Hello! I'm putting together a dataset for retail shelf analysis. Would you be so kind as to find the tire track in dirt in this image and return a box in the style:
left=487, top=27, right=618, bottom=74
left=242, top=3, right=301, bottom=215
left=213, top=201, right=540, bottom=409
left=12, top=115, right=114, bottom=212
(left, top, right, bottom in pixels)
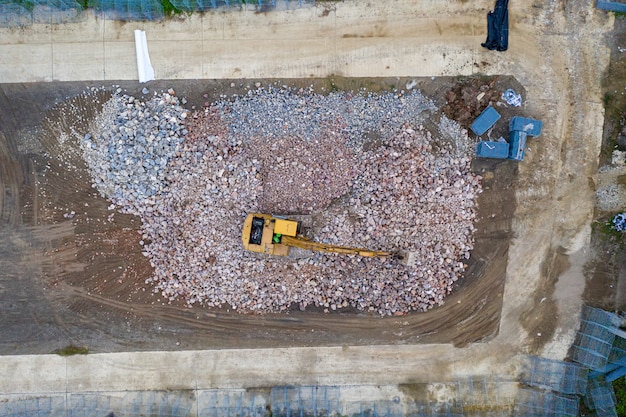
left=0, top=133, right=24, bottom=228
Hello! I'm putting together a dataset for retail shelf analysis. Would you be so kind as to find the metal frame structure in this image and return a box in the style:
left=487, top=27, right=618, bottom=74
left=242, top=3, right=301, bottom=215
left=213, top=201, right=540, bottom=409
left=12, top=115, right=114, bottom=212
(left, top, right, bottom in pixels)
left=584, top=379, right=618, bottom=417
left=0, top=380, right=518, bottom=417
left=521, top=356, right=588, bottom=395
left=269, top=386, right=341, bottom=417
left=570, top=306, right=626, bottom=371
left=198, top=389, right=267, bottom=417
left=513, top=389, right=578, bottom=417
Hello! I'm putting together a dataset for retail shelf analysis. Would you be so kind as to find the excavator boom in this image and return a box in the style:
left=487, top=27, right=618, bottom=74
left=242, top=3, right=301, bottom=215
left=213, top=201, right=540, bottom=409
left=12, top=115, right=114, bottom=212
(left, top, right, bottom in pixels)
left=280, top=235, right=390, bottom=257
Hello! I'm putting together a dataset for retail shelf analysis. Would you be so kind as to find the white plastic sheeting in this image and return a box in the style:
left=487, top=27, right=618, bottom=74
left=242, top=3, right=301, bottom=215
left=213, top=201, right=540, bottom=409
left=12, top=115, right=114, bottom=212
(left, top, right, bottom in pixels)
left=134, top=29, right=155, bottom=83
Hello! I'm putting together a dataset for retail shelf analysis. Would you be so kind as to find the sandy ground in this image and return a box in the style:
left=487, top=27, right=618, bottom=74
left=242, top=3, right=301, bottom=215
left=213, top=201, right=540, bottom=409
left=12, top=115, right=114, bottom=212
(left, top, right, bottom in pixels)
left=0, top=0, right=617, bottom=400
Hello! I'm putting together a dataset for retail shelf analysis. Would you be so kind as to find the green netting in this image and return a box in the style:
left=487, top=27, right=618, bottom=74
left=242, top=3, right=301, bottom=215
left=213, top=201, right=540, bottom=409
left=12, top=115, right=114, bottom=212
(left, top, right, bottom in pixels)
left=571, top=347, right=600, bottom=371
left=406, top=408, right=465, bottom=417
left=126, top=391, right=193, bottom=416
left=30, top=0, right=83, bottom=23
left=0, top=0, right=315, bottom=24
left=89, top=0, right=164, bottom=21
left=167, top=0, right=216, bottom=11
left=167, top=0, right=313, bottom=12
left=0, top=0, right=33, bottom=27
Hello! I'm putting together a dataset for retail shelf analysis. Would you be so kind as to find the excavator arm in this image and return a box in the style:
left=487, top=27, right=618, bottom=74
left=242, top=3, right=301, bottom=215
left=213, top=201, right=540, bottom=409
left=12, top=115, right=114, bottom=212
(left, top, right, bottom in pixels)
left=280, top=235, right=390, bottom=258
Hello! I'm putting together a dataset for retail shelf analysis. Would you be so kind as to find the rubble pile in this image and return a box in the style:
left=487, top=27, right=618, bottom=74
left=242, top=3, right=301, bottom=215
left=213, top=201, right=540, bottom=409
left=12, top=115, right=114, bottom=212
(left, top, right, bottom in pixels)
left=80, top=86, right=482, bottom=315
left=82, top=91, right=187, bottom=208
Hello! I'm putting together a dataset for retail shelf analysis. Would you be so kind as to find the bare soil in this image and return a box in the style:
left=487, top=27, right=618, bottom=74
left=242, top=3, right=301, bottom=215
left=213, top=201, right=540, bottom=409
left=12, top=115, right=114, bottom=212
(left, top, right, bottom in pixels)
left=586, top=15, right=626, bottom=313
left=0, top=77, right=528, bottom=354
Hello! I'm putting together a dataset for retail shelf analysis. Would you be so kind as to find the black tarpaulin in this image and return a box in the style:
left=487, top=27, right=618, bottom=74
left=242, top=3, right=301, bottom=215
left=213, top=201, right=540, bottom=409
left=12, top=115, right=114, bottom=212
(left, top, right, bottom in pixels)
left=481, top=0, right=509, bottom=51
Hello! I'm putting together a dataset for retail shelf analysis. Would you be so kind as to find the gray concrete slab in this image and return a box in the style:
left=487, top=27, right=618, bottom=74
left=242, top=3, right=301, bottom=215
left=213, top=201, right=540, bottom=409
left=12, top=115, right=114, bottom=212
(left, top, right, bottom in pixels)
left=3, top=354, right=67, bottom=394
left=1, top=44, right=53, bottom=82
left=53, top=43, right=105, bottom=81
left=66, top=351, right=198, bottom=392
left=0, top=344, right=517, bottom=394
left=0, top=2, right=494, bottom=83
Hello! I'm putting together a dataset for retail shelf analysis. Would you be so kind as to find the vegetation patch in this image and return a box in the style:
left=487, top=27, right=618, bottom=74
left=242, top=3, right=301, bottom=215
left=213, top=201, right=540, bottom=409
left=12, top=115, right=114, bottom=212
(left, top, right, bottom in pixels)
left=592, top=214, right=626, bottom=241
left=615, top=377, right=626, bottom=417
left=54, top=345, right=89, bottom=356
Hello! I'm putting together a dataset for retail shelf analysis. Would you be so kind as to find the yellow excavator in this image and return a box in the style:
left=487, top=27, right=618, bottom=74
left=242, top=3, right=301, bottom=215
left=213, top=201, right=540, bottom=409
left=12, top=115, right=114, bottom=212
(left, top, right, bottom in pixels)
left=242, top=213, right=391, bottom=258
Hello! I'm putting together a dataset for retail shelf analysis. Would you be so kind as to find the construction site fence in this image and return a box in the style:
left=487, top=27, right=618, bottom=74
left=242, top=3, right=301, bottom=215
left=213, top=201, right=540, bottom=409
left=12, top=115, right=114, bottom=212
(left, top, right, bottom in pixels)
left=0, top=380, right=518, bottom=417
left=0, top=0, right=317, bottom=27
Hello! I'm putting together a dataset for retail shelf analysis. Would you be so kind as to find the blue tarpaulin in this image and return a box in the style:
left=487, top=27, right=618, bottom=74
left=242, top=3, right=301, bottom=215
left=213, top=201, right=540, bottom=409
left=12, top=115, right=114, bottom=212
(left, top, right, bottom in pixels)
left=482, top=0, right=508, bottom=51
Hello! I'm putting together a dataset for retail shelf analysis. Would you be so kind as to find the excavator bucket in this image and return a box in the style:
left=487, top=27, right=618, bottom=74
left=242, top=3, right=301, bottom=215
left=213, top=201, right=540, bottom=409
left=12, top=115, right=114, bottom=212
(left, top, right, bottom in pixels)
left=396, top=251, right=417, bottom=267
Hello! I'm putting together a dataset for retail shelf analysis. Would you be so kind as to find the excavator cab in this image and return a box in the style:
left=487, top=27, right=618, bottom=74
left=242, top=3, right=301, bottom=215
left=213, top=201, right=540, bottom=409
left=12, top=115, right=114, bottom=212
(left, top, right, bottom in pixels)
left=249, top=217, right=265, bottom=245
left=242, top=213, right=301, bottom=256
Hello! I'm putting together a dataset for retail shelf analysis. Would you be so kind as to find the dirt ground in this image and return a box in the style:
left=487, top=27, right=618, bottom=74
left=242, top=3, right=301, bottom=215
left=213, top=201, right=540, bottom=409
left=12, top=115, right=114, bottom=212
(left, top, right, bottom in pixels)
left=0, top=77, right=524, bottom=354
left=585, top=15, right=626, bottom=314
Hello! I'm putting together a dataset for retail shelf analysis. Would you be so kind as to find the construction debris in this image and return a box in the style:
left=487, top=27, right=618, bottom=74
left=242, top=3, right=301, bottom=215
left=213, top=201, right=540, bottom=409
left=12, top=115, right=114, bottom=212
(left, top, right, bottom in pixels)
left=78, top=87, right=482, bottom=316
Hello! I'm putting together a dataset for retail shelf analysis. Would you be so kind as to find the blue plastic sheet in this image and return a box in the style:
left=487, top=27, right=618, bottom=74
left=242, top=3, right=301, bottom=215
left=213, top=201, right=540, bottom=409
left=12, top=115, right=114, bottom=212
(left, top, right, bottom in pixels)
left=502, top=89, right=522, bottom=107
left=613, top=213, right=626, bottom=232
